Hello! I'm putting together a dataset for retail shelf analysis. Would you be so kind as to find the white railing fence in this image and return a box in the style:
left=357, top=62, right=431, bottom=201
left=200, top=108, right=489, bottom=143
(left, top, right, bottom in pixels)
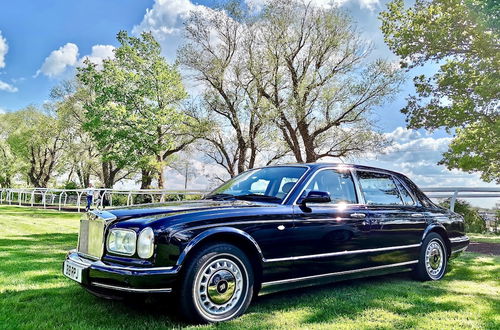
left=0, top=188, right=208, bottom=212
left=421, top=187, right=500, bottom=211
left=0, top=187, right=498, bottom=212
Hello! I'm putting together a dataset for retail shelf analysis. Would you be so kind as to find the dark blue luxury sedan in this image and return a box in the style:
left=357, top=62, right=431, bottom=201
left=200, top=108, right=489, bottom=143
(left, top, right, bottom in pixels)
left=63, top=163, right=469, bottom=323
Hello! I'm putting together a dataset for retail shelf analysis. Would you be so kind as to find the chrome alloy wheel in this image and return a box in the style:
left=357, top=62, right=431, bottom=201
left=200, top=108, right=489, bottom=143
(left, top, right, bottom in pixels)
left=193, top=255, right=247, bottom=321
left=425, top=239, right=444, bottom=279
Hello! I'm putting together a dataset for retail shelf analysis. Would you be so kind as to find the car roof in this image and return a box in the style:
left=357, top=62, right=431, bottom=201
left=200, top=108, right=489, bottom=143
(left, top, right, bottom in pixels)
left=274, top=162, right=408, bottom=178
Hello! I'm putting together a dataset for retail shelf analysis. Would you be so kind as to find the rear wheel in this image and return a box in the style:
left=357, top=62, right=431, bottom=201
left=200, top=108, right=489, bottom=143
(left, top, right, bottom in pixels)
left=414, top=232, right=447, bottom=281
left=178, top=243, right=254, bottom=323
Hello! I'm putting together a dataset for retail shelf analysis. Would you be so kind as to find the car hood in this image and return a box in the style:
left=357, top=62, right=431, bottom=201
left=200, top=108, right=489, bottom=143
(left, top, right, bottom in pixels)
left=105, top=199, right=277, bottom=222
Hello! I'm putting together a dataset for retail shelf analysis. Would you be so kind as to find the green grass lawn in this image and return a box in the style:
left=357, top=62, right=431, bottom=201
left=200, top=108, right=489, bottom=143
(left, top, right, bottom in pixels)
left=0, top=206, right=499, bottom=329
left=469, top=233, right=500, bottom=244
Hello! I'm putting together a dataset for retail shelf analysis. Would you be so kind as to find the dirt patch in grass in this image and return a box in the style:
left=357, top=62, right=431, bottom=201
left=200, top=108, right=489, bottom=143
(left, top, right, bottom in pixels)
left=467, top=242, right=500, bottom=256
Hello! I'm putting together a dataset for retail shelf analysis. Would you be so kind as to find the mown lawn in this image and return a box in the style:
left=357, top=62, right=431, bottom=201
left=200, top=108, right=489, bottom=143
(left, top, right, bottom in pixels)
left=469, top=233, right=500, bottom=244
left=0, top=205, right=499, bottom=329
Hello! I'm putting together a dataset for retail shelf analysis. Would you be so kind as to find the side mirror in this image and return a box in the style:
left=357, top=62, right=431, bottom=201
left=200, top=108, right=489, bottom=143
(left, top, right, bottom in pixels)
left=300, top=190, right=331, bottom=205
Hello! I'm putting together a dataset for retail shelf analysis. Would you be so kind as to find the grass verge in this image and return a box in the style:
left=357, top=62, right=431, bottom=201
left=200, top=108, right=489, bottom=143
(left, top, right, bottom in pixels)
left=0, top=206, right=499, bottom=329
left=469, top=233, right=500, bottom=244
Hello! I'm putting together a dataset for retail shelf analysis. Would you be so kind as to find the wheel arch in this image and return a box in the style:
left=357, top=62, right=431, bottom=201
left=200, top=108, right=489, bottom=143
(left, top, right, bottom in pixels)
left=175, top=227, right=264, bottom=285
left=423, top=224, right=451, bottom=257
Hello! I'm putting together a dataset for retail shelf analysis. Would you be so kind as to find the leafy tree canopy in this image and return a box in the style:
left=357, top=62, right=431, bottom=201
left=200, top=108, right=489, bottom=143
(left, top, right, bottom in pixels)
left=380, top=0, right=499, bottom=183
left=78, top=31, right=201, bottom=188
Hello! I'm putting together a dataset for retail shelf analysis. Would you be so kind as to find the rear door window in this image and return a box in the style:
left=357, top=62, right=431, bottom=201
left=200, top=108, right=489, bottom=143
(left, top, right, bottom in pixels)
left=356, top=171, right=404, bottom=206
left=394, top=177, right=415, bottom=206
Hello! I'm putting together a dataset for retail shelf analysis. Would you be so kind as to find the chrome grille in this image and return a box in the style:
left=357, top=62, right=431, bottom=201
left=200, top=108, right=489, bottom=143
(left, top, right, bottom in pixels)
left=77, top=214, right=106, bottom=259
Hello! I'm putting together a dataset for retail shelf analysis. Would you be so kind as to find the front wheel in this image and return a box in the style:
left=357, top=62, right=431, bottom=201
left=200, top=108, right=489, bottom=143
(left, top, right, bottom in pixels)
left=178, top=243, right=254, bottom=323
left=414, top=232, right=448, bottom=281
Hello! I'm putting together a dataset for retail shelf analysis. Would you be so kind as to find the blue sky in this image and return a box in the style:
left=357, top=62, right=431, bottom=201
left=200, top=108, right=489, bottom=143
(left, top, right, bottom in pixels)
left=0, top=0, right=428, bottom=131
left=0, top=0, right=497, bottom=207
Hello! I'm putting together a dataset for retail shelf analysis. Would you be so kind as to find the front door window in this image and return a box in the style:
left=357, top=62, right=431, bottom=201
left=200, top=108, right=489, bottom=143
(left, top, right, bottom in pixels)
left=304, top=169, right=357, bottom=204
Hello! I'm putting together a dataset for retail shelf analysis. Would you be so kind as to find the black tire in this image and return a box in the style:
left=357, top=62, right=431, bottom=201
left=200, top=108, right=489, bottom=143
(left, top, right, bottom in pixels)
left=178, top=243, right=254, bottom=323
left=414, top=232, right=448, bottom=281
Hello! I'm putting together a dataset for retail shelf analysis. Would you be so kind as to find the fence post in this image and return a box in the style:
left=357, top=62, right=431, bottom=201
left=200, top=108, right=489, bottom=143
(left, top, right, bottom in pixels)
left=449, top=190, right=459, bottom=212
left=77, top=191, right=83, bottom=212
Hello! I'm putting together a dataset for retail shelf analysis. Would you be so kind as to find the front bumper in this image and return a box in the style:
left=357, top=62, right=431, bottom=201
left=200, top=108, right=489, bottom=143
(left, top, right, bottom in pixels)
left=63, top=250, right=180, bottom=294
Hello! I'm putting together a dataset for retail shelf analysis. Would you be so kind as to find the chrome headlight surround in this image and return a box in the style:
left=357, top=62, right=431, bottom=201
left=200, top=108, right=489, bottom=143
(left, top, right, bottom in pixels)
left=106, top=228, right=137, bottom=256
left=137, top=227, right=155, bottom=259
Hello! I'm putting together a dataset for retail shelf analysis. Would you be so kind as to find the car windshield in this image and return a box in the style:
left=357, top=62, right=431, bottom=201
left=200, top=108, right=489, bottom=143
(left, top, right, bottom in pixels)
left=206, top=166, right=308, bottom=203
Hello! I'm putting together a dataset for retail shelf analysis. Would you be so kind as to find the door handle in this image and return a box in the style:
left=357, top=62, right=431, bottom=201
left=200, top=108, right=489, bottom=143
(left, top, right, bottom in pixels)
left=350, top=213, right=366, bottom=219
left=411, top=213, right=424, bottom=217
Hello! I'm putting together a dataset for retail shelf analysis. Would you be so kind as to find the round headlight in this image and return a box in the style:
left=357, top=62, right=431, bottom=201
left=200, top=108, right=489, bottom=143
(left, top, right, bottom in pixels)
left=137, top=227, right=154, bottom=259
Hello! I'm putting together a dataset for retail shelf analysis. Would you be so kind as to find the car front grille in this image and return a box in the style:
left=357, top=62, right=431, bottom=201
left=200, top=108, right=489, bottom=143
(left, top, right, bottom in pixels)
left=77, top=215, right=106, bottom=259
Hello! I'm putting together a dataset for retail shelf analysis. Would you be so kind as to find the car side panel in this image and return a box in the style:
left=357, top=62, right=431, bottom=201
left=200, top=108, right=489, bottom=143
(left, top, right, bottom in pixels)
left=159, top=207, right=297, bottom=282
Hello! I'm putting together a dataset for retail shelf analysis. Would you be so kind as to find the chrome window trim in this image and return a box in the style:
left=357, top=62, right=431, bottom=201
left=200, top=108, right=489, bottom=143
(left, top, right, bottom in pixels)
left=106, top=228, right=137, bottom=256
left=392, top=175, right=418, bottom=206
left=350, top=168, right=366, bottom=205
left=262, top=260, right=419, bottom=287
left=91, top=282, right=172, bottom=293
left=449, top=236, right=469, bottom=243
left=391, top=174, right=413, bottom=206
left=281, top=165, right=313, bottom=205
left=292, top=166, right=362, bottom=206
left=264, top=243, right=422, bottom=262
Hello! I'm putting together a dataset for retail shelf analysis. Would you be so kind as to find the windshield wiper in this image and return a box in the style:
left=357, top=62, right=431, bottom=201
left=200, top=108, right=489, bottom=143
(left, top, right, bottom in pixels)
left=205, top=193, right=235, bottom=200
left=234, top=194, right=282, bottom=202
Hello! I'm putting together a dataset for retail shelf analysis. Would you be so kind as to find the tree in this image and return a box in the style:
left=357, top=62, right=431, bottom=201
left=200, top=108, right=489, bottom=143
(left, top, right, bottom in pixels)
left=50, top=80, right=134, bottom=188
left=0, top=137, right=17, bottom=187
left=180, top=1, right=402, bottom=172
left=2, top=107, right=65, bottom=187
left=78, top=31, right=201, bottom=188
left=381, top=0, right=500, bottom=182
left=179, top=6, right=275, bottom=177
left=251, top=0, right=403, bottom=163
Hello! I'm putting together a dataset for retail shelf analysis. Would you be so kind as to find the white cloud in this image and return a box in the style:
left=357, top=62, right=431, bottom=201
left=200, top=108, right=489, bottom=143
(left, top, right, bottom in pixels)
left=132, top=0, right=202, bottom=40
left=0, top=80, right=17, bottom=92
left=36, top=43, right=79, bottom=78
left=354, top=127, right=492, bottom=189
left=78, top=44, right=115, bottom=67
left=0, top=31, right=8, bottom=68
left=36, top=43, right=116, bottom=78
left=383, top=127, right=421, bottom=142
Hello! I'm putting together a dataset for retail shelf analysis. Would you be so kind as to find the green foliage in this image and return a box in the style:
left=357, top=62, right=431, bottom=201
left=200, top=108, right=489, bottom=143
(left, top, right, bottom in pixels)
left=380, top=0, right=500, bottom=182
left=440, top=199, right=486, bottom=233
left=61, top=181, right=79, bottom=190
left=0, top=136, right=18, bottom=187
left=1, top=107, right=66, bottom=187
left=77, top=31, right=200, bottom=188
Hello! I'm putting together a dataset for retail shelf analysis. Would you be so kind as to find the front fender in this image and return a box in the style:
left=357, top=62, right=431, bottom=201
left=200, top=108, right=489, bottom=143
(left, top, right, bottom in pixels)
left=175, top=226, right=265, bottom=267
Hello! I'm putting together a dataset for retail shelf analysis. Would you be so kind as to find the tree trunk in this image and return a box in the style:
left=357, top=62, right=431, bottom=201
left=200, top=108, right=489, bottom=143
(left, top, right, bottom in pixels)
left=101, top=161, right=116, bottom=188
left=140, top=168, right=154, bottom=189
left=157, top=169, right=164, bottom=189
